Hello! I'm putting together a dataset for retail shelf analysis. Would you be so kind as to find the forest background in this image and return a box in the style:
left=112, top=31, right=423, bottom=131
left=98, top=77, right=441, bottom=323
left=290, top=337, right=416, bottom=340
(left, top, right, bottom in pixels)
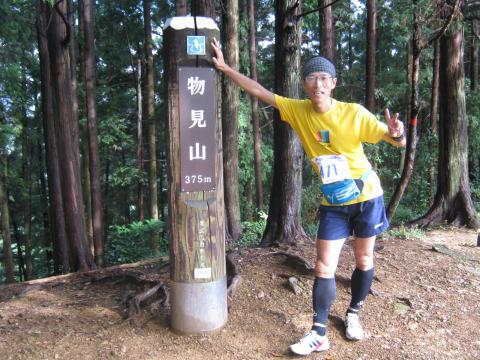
left=1, top=0, right=480, bottom=283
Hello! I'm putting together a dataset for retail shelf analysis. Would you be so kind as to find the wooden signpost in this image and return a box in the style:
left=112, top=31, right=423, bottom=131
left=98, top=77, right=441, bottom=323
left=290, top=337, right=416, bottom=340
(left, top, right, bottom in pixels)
left=163, top=16, right=227, bottom=334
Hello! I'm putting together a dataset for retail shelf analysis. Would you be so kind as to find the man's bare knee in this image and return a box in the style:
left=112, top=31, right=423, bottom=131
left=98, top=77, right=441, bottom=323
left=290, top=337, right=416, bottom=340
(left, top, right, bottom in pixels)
left=315, top=260, right=336, bottom=278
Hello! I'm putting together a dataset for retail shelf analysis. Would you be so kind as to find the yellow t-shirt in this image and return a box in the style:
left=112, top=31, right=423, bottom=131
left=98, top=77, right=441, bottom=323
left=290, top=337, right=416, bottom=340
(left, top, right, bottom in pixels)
left=275, top=95, right=388, bottom=205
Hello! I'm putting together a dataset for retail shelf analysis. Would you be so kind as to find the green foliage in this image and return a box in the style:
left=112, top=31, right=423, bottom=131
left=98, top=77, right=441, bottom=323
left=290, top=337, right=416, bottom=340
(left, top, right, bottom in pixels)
left=384, top=225, right=425, bottom=240
left=237, top=211, right=268, bottom=247
left=106, top=219, right=165, bottom=265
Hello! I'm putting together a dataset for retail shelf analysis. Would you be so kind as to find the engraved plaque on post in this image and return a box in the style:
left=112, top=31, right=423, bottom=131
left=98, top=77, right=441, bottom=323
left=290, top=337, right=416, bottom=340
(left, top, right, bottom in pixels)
left=179, top=67, right=216, bottom=192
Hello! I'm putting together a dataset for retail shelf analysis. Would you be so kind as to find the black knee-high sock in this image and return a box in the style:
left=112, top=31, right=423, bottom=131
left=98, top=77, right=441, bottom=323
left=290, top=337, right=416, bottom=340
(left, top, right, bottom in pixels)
left=312, top=277, right=336, bottom=336
left=348, top=267, right=374, bottom=314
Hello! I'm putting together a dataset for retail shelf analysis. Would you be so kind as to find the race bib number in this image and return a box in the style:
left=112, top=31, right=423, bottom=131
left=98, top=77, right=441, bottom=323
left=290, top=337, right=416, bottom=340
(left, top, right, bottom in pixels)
left=312, top=155, right=351, bottom=184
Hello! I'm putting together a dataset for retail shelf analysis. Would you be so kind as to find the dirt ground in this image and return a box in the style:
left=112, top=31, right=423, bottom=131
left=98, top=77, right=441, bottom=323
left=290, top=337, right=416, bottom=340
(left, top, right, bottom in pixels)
left=0, top=226, right=479, bottom=360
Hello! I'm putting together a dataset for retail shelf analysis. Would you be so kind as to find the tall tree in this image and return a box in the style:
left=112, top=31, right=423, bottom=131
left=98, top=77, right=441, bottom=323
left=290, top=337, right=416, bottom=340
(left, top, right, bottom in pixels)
left=0, top=123, right=15, bottom=283
left=222, top=0, right=242, bottom=243
left=320, top=0, right=335, bottom=60
left=365, top=0, right=376, bottom=111
left=411, top=22, right=479, bottom=230
left=430, top=39, right=440, bottom=204
left=248, top=0, right=264, bottom=211
left=46, top=0, right=93, bottom=271
left=83, top=0, right=105, bottom=267
left=136, top=56, right=145, bottom=221
left=36, top=0, right=70, bottom=273
left=143, top=0, right=159, bottom=252
left=261, top=0, right=306, bottom=246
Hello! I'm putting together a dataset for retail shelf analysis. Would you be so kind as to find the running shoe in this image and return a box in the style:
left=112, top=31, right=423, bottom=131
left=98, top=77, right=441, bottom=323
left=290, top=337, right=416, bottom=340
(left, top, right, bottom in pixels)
left=289, top=330, right=330, bottom=355
left=345, top=312, right=365, bottom=340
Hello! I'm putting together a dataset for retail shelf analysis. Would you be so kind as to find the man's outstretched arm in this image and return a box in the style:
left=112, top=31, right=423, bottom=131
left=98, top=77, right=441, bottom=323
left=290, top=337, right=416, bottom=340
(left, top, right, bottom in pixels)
left=211, top=38, right=277, bottom=109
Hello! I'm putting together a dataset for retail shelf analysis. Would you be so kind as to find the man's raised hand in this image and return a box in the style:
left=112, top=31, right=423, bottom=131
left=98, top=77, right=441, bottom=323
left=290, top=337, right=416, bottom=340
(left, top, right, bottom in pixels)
left=384, top=108, right=404, bottom=138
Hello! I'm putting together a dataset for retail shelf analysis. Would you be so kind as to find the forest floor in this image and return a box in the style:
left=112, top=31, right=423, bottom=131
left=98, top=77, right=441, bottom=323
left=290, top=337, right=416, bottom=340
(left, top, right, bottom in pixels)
left=0, top=226, right=479, bottom=360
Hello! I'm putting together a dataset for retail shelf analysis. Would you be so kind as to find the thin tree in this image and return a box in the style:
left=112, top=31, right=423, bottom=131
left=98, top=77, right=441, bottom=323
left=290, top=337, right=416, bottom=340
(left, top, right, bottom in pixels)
left=429, top=39, right=440, bottom=204
left=136, top=56, right=145, bottom=221
left=248, top=0, right=264, bottom=212
left=261, top=0, right=307, bottom=246
left=365, top=0, right=376, bottom=112
left=0, top=124, right=15, bottom=283
left=83, top=0, right=104, bottom=267
left=222, top=0, right=242, bottom=243
left=143, top=0, right=159, bottom=252
left=410, top=21, right=480, bottom=231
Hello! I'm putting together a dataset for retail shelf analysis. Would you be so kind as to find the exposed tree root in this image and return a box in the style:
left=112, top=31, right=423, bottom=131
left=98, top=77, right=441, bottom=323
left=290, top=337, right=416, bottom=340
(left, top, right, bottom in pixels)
left=226, top=252, right=241, bottom=298
left=266, top=250, right=315, bottom=274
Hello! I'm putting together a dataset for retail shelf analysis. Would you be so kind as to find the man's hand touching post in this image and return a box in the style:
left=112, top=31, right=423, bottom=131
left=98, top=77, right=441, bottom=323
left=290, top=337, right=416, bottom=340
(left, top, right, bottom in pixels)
left=210, top=38, right=277, bottom=108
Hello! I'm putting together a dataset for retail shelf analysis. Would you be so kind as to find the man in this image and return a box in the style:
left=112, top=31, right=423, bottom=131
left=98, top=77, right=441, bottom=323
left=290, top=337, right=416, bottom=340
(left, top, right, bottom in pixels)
left=211, top=38, right=405, bottom=355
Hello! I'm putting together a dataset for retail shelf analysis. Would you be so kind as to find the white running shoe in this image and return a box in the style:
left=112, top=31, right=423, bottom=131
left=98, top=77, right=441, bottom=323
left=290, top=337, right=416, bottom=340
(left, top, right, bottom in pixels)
left=289, top=330, right=330, bottom=355
left=345, top=313, right=365, bottom=340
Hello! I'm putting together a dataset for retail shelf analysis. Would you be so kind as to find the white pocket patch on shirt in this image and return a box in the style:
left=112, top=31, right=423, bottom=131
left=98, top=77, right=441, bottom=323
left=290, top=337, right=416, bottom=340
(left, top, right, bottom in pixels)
left=312, top=155, right=352, bottom=184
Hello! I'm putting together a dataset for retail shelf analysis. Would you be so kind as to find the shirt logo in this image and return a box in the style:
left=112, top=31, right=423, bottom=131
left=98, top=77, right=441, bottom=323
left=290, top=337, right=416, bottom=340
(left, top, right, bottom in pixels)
left=316, top=130, right=330, bottom=144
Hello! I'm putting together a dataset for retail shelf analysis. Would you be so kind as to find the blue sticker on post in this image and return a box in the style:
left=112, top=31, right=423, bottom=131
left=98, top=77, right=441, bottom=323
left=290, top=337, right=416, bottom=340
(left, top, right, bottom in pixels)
left=187, top=36, right=206, bottom=55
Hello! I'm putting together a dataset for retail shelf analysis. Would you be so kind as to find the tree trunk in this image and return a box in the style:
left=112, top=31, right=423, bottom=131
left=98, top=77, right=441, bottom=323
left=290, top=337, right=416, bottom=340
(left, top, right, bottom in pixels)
left=365, top=0, right=376, bottom=112
left=176, top=0, right=188, bottom=16
left=410, top=26, right=480, bottom=230
left=36, top=0, right=70, bottom=273
left=68, top=0, right=81, bottom=171
left=320, top=0, right=335, bottom=61
left=143, top=0, right=159, bottom=252
left=261, top=0, right=306, bottom=247
left=248, top=0, right=264, bottom=212
left=430, top=39, right=440, bottom=205
left=222, top=0, right=242, bottom=243
left=47, top=0, right=93, bottom=271
left=387, top=12, right=421, bottom=221
left=83, top=0, right=105, bottom=267
left=471, top=19, right=479, bottom=92
left=0, top=140, right=15, bottom=283
left=193, top=0, right=216, bottom=18
left=137, top=56, right=145, bottom=222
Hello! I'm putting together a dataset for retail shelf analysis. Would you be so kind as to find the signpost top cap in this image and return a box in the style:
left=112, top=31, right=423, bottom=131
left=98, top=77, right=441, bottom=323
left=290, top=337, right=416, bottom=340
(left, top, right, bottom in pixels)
left=164, top=16, right=219, bottom=31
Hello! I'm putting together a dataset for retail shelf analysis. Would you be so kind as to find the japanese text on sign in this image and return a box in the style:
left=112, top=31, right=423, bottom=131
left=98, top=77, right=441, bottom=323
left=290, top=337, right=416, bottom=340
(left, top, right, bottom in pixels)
left=178, top=67, right=216, bottom=192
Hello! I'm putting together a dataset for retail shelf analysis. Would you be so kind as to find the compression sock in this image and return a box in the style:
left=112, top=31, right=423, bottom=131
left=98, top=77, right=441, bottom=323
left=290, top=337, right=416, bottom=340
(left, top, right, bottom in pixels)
left=311, top=276, right=336, bottom=336
left=347, top=267, right=374, bottom=314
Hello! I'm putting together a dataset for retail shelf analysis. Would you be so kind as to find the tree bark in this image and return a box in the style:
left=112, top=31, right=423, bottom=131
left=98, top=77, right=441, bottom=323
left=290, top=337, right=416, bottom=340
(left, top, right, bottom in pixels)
left=36, top=0, right=70, bottom=273
left=430, top=39, right=440, bottom=205
left=47, top=0, right=93, bottom=271
left=365, top=0, right=376, bottom=112
left=222, top=0, right=242, bottom=243
left=248, top=0, right=264, bottom=212
left=193, top=0, right=216, bottom=18
left=143, top=0, right=159, bottom=252
left=176, top=0, right=188, bottom=16
left=137, top=56, right=145, bottom=222
left=387, top=11, right=421, bottom=221
left=261, top=0, right=306, bottom=247
left=84, top=0, right=105, bottom=267
left=320, top=0, right=335, bottom=60
left=410, top=26, right=480, bottom=230
left=0, top=135, right=15, bottom=283
left=471, top=19, right=479, bottom=92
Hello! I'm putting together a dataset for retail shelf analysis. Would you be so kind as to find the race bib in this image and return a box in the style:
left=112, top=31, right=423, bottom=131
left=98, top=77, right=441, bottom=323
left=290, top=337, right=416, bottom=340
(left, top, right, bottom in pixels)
left=312, top=155, right=352, bottom=184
